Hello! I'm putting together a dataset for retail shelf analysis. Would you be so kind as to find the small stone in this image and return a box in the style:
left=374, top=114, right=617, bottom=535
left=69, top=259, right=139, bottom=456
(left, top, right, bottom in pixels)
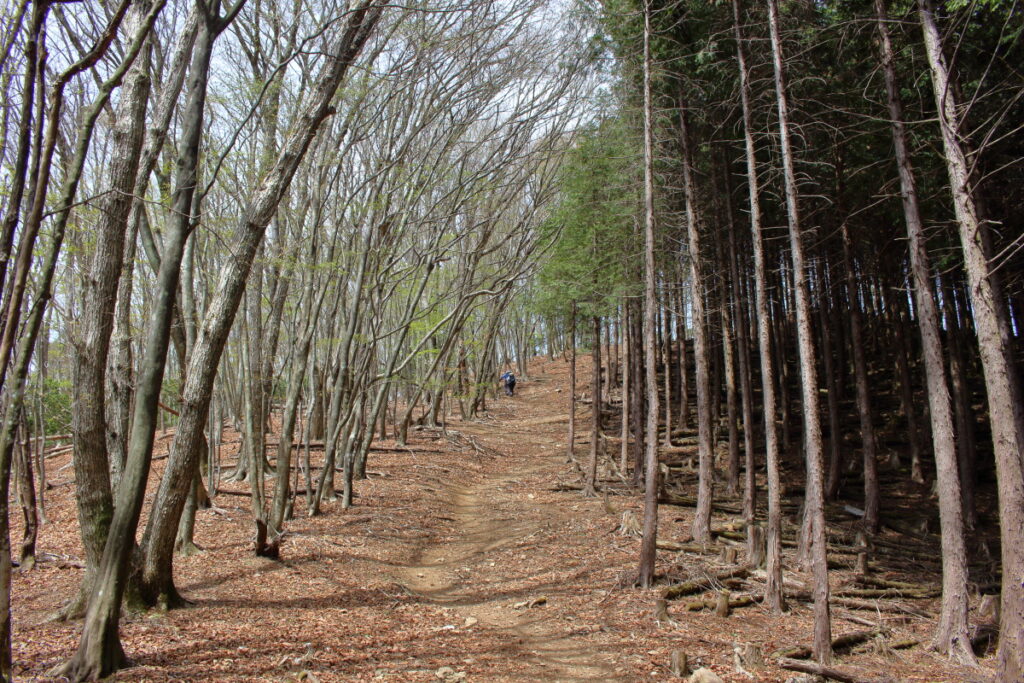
left=463, top=616, right=478, bottom=628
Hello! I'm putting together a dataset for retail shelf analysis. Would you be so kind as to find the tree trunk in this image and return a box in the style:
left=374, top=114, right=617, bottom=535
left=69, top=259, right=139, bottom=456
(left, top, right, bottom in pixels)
left=662, top=294, right=673, bottom=447
left=620, top=307, right=630, bottom=472
left=725, top=173, right=756, bottom=524
left=679, top=104, right=713, bottom=544
left=840, top=220, right=879, bottom=534
left=637, top=0, right=661, bottom=587
left=16, top=423, right=38, bottom=570
left=61, top=7, right=219, bottom=675
left=133, top=1, right=385, bottom=614
left=568, top=305, right=577, bottom=465
left=941, top=276, right=976, bottom=528
left=767, top=0, right=831, bottom=662
left=719, top=223, right=739, bottom=498
left=820, top=262, right=843, bottom=501
left=733, top=0, right=783, bottom=613
left=917, top=1, right=1022, bottom=673
left=876, top=0, right=974, bottom=660
left=584, top=316, right=601, bottom=496
left=69, top=13, right=152, bottom=615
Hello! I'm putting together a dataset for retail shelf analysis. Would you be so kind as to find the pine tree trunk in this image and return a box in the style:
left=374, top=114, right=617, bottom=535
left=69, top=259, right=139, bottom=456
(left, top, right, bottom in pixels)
left=720, top=230, right=739, bottom=498
left=568, top=303, right=577, bottom=463
left=679, top=104, right=714, bottom=544
left=662, top=296, right=673, bottom=447
left=941, top=277, right=976, bottom=528
left=620, top=308, right=630, bottom=472
left=638, top=0, right=661, bottom=587
left=733, top=0, right=783, bottom=612
left=584, top=316, right=600, bottom=497
left=675, top=289, right=690, bottom=431
left=819, top=263, right=843, bottom=501
left=840, top=221, right=879, bottom=533
left=917, top=0, right=1022, bottom=673
left=767, top=0, right=831, bottom=662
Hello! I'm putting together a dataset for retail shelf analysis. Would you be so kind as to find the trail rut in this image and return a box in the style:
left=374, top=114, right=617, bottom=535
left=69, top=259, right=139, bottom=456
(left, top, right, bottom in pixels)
left=395, top=383, right=622, bottom=681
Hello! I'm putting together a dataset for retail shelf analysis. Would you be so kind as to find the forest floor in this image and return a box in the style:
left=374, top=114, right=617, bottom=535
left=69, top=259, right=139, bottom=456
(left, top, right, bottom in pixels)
left=11, top=356, right=997, bottom=681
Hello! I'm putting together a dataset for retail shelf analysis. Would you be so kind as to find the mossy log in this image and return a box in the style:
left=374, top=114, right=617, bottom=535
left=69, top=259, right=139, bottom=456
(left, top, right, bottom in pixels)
left=771, top=628, right=887, bottom=660
left=683, top=594, right=758, bottom=612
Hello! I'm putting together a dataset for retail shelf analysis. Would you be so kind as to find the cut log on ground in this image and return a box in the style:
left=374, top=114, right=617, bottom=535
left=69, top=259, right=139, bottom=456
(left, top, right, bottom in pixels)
left=663, top=566, right=750, bottom=600
left=771, top=628, right=888, bottom=660
left=776, top=657, right=869, bottom=683
left=684, top=594, right=758, bottom=612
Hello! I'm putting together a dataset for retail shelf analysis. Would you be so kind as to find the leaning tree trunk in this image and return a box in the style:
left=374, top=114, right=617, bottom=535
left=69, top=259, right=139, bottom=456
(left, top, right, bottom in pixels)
left=767, top=0, right=831, bottom=662
left=1, top=2, right=161, bottom=675
left=917, top=0, right=1021, bottom=673
left=60, top=6, right=217, bottom=677
left=68, top=15, right=152, bottom=617
left=133, top=1, right=385, bottom=615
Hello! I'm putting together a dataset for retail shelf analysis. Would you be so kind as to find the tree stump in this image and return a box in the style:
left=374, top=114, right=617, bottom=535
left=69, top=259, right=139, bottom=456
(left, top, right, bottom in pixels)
left=747, top=524, right=765, bottom=568
left=619, top=510, right=641, bottom=536
left=715, top=590, right=731, bottom=617
left=654, top=598, right=676, bottom=626
left=854, top=530, right=870, bottom=575
left=733, top=642, right=765, bottom=676
left=670, top=650, right=690, bottom=678
left=978, top=593, right=999, bottom=623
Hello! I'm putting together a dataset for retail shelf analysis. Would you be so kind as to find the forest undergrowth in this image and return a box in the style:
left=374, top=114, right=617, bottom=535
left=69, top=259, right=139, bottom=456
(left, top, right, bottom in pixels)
left=10, top=356, right=993, bottom=682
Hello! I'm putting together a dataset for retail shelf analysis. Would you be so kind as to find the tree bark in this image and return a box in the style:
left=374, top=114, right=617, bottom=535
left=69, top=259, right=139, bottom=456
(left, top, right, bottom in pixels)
left=767, top=0, right=831, bottom=662
left=134, top=0, right=385, bottom=612
left=917, top=1, right=1022, bottom=673
left=69, top=11, right=152, bottom=614
left=840, top=220, right=879, bottom=534
left=61, top=5, right=221, bottom=676
left=637, top=0, right=661, bottom=587
left=679, top=103, right=713, bottom=545
left=584, top=314, right=599, bottom=496
left=733, top=0, right=783, bottom=613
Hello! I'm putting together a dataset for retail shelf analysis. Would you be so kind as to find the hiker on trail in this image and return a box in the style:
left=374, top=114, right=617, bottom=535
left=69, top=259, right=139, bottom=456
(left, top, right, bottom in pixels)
left=500, top=370, right=516, bottom=397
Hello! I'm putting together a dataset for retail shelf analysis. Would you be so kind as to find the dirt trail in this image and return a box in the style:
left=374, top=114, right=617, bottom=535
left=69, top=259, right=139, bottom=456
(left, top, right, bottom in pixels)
left=13, top=354, right=984, bottom=682
left=395, top=374, right=622, bottom=681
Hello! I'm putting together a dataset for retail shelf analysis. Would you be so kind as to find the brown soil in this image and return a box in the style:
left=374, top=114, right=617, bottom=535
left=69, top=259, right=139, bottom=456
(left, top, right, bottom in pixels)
left=10, top=355, right=995, bottom=681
